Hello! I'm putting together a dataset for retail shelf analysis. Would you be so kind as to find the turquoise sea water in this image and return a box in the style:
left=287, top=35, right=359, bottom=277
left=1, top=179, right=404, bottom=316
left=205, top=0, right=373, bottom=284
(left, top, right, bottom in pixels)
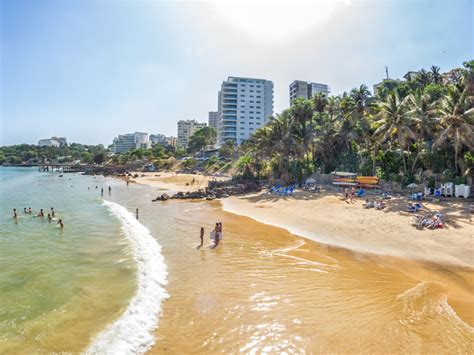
left=0, top=167, right=140, bottom=353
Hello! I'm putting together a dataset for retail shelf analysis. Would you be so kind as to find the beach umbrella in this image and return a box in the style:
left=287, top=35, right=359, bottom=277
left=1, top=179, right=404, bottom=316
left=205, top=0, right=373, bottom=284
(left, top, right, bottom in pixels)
left=305, top=178, right=316, bottom=184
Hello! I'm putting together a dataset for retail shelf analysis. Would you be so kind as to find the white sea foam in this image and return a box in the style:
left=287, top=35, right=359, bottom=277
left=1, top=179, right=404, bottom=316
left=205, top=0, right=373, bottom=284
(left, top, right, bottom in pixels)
left=86, top=200, right=169, bottom=354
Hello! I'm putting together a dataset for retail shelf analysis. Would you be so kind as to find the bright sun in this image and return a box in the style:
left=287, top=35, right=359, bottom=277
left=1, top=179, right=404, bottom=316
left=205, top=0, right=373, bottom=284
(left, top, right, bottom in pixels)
left=211, top=1, right=346, bottom=42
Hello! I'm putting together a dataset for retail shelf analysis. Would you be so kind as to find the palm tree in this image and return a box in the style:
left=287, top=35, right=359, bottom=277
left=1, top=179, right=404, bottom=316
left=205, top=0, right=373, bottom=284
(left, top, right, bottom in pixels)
left=416, top=69, right=432, bottom=87
left=430, top=65, right=442, bottom=84
left=407, top=91, right=438, bottom=173
left=373, top=90, right=416, bottom=175
left=433, top=85, right=474, bottom=175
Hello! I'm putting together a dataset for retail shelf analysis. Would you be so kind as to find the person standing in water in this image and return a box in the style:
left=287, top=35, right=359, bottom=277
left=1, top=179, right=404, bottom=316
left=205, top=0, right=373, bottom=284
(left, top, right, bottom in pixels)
left=37, top=209, right=44, bottom=217
left=108, top=186, right=111, bottom=194
left=28, top=207, right=32, bottom=214
left=126, top=180, right=130, bottom=187
left=13, top=209, right=18, bottom=219
left=23, top=208, right=27, bottom=214
left=199, top=227, right=204, bottom=247
left=47, top=214, right=52, bottom=223
left=57, top=219, right=64, bottom=228
left=51, top=207, right=55, bottom=218
left=101, top=188, right=104, bottom=196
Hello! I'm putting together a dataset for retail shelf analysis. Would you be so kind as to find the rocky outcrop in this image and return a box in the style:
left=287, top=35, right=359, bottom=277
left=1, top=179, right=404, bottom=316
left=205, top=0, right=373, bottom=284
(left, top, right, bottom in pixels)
left=158, top=182, right=261, bottom=201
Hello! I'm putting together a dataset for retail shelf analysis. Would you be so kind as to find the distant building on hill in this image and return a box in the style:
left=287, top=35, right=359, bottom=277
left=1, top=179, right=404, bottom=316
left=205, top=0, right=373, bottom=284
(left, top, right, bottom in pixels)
left=177, top=120, right=206, bottom=148
left=150, top=134, right=177, bottom=148
left=208, top=111, right=219, bottom=131
left=37, top=137, right=68, bottom=147
left=289, top=80, right=330, bottom=105
left=112, top=132, right=150, bottom=153
left=217, top=76, right=274, bottom=146
left=150, top=134, right=167, bottom=145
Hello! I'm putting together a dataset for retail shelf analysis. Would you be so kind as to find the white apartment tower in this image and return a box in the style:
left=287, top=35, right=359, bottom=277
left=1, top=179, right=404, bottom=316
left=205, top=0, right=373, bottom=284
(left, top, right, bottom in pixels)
left=218, top=76, right=273, bottom=145
left=289, top=80, right=330, bottom=105
left=177, top=119, right=207, bottom=148
left=112, top=132, right=150, bottom=153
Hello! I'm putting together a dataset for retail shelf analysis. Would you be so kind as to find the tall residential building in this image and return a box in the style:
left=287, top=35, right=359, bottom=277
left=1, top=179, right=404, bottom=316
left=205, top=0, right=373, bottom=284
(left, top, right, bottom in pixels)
left=289, top=80, right=330, bottom=104
left=208, top=111, right=219, bottom=131
left=112, top=132, right=150, bottom=153
left=217, top=76, right=273, bottom=145
left=177, top=120, right=207, bottom=148
left=38, top=136, right=68, bottom=147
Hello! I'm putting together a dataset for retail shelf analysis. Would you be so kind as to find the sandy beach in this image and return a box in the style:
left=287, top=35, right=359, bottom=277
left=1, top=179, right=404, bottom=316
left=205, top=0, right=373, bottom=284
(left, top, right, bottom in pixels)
left=131, top=174, right=473, bottom=268
left=222, top=191, right=473, bottom=268
left=129, top=171, right=230, bottom=193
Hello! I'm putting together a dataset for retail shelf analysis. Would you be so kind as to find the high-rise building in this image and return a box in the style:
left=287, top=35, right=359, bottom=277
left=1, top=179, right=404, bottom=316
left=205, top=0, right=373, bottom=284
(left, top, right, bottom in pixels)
left=150, top=134, right=167, bottom=145
left=208, top=111, right=219, bottom=131
left=289, top=80, right=330, bottom=104
left=37, top=136, right=68, bottom=147
left=177, top=120, right=207, bottom=148
left=112, top=132, right=150, bottom=153
left=217, top=76, right=273, bottom=145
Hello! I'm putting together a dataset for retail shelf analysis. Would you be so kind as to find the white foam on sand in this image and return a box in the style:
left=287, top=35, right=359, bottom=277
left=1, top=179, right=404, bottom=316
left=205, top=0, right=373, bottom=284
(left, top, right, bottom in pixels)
left=86, top=200, right=169, bottom=354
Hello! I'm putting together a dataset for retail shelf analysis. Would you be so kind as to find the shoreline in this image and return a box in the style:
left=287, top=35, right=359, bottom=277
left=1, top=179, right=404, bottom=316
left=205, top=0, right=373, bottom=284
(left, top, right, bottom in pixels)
left=221, top=192, right=473, bottom=268
left=130, top=174, right=473, bottom=268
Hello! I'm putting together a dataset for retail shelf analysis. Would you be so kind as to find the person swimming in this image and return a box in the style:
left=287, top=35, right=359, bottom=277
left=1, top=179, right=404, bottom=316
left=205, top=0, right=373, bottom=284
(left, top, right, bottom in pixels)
left=13, top=209, right=18, bottom=219
left=47, top=213, right=52, bottom=223
left=57, top=219, right=64, bottom=228
left=51, top=207, right=55, bottom=218
left=37, top=209, right=44, bottom=217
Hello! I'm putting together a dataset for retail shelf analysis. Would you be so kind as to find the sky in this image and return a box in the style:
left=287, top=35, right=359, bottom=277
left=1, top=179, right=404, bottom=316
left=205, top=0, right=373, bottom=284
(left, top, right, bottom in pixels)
left=1, top=0, right=473, bottom=146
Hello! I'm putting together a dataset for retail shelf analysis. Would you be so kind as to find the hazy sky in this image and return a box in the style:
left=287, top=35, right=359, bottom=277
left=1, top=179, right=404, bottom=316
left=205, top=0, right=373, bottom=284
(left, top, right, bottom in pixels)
left=1, top=0, right=472, bottom=146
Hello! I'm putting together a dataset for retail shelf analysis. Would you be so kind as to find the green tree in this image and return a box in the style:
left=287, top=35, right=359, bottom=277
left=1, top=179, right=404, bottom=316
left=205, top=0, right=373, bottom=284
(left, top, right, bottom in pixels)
left=187, top=127, right=217, bottom=154
left=433, top=85, right=474, bottom=175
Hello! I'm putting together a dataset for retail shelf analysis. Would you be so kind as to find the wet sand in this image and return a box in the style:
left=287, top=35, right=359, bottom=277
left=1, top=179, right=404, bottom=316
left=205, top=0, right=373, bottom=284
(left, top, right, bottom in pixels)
left=222, top=191, right=474, bottom=267
left=108, top=182, right=473, bottom=353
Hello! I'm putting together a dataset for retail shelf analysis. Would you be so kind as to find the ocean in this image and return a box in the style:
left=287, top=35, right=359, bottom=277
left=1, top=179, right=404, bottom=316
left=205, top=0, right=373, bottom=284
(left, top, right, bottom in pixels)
left=0, top=167, right=167, bottom=353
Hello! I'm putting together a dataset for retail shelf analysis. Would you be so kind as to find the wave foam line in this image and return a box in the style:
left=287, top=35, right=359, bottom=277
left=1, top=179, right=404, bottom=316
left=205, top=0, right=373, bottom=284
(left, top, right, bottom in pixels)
left=86, top=200, right=169, bottom=354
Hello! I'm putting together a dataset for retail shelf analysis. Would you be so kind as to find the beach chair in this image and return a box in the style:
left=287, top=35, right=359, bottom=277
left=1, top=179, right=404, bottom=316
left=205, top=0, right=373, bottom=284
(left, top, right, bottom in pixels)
left=424, top=187, right=431, bottom=196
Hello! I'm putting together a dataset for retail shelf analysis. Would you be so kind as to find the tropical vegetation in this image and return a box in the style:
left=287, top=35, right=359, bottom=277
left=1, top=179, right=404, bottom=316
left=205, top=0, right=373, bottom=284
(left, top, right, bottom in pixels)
left=239, top=60, right=474, bottom=185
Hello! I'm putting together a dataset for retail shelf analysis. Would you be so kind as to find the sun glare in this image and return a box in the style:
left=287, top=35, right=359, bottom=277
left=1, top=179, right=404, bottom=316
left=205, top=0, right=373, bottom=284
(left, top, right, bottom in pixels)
left=211, top=1, right=343, bottom=42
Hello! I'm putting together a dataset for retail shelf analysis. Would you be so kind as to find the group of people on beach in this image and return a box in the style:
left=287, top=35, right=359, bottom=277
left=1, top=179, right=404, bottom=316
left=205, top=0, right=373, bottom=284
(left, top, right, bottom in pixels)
left=199, top=222, right=223, bottom=248
left=13, top=207, right=64, bottom=228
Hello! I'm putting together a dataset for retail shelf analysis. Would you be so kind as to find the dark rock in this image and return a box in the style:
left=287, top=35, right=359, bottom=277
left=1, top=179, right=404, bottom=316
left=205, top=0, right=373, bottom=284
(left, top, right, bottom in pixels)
left=160, top=193, right=169, bottom=201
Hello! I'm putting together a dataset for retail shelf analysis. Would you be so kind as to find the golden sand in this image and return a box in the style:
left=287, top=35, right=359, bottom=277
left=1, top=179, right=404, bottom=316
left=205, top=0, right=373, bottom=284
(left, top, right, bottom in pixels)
left=122, top=176, right=474, bottom=353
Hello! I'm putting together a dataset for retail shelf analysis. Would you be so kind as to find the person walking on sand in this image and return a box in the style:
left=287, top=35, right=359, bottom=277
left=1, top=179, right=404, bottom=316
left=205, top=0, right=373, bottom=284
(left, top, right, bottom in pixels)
left=126, top=180, right=129, bottom=187
left=51, top=207, right=55, bottom=218
left=13, top=209, right=18, bottom=219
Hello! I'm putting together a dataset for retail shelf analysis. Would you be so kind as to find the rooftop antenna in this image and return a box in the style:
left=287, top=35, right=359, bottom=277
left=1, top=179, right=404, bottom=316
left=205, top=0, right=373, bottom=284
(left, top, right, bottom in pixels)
left=385, top=66, right=389, bottom=79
